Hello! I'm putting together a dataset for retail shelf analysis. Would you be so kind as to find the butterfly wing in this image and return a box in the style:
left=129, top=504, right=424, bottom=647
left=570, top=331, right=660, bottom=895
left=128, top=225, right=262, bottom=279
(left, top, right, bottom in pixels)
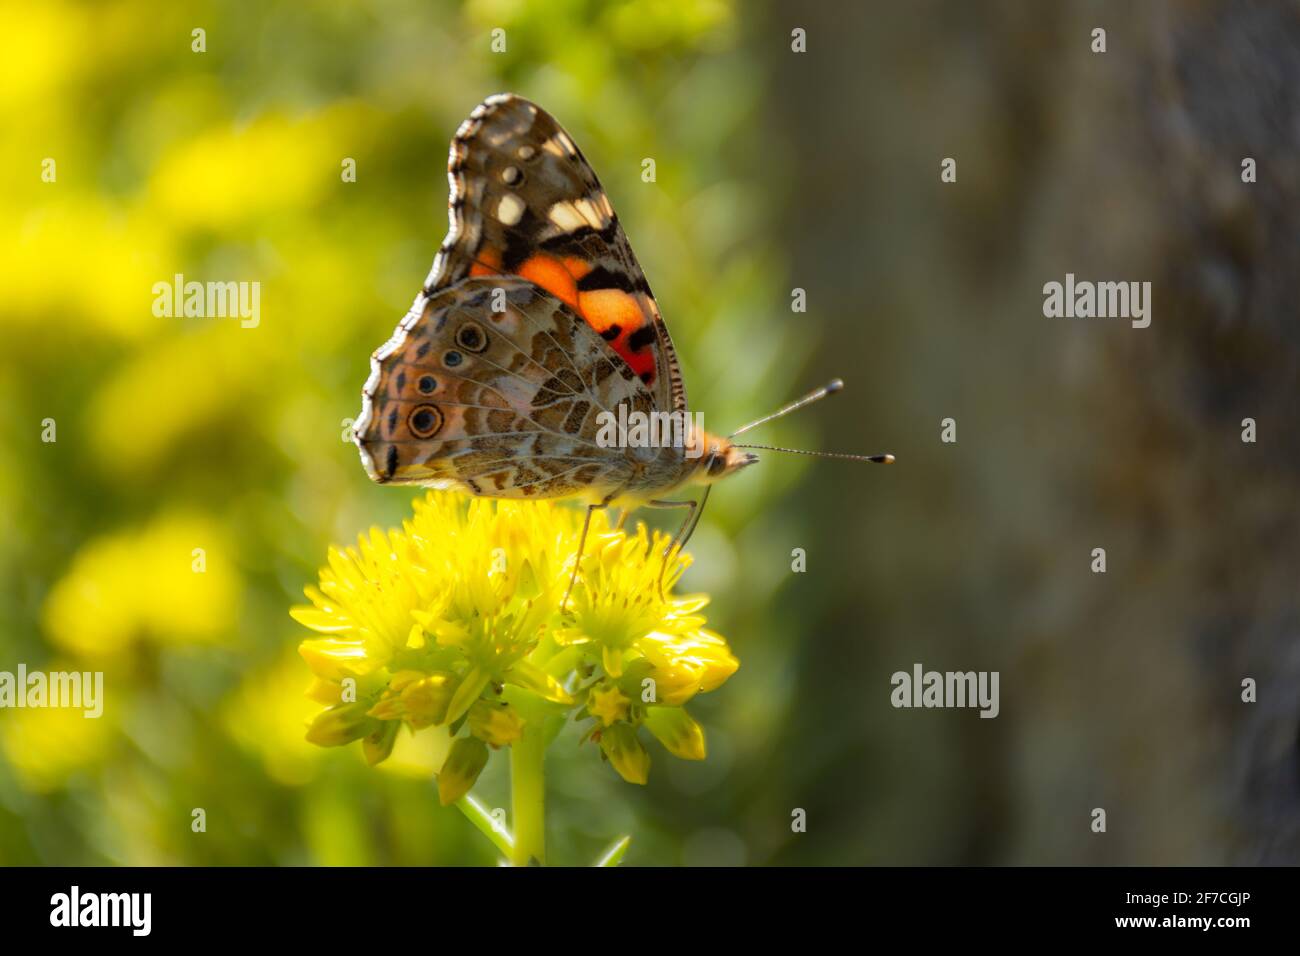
left=421, top=93, right=687, bottom=416
left=355, top=276, right=654, bottom=498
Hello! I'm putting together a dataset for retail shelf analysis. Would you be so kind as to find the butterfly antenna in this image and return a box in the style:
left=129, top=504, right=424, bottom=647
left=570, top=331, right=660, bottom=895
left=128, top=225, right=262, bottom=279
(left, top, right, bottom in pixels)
left=728, top=379, right=895, bottom=463
left=732, top=444, right=894, bottom=463
left=728, top=379, right=846, bottom=439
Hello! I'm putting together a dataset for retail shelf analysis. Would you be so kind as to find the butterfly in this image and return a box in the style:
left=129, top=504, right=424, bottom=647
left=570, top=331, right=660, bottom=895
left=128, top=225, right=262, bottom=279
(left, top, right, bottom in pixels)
left=352, top=93, right=892, bottom=597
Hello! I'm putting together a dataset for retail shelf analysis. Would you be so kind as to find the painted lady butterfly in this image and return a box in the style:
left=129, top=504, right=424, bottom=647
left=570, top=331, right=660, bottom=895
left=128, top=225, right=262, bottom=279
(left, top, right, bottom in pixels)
left=353, top=94, right=891, bottom=592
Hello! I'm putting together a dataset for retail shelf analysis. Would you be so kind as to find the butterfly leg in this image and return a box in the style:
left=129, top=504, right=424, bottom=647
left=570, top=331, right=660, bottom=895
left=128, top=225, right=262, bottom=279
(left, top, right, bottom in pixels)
left=563, top=494, right=618, bottom=612
left=612, top=508, right=630, bottom=531
left=643, top=492, right=707, bottom=600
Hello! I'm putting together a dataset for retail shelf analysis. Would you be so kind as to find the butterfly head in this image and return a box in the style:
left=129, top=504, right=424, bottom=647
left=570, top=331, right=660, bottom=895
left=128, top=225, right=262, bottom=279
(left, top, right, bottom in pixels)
left=693, top=434, right=760, bottom=485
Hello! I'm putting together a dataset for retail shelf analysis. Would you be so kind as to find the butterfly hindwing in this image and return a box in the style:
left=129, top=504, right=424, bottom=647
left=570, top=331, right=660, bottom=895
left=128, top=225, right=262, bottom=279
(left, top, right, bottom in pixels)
left=425, top=93, right=687, bottom=416
left=356, top=277, right=655, bottom=498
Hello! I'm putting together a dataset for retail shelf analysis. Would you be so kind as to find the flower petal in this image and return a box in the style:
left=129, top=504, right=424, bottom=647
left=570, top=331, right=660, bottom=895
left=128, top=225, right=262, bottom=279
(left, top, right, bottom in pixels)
left=298, top=639, right=374, bottom=681
left=445, top=666, right=491, bottom=725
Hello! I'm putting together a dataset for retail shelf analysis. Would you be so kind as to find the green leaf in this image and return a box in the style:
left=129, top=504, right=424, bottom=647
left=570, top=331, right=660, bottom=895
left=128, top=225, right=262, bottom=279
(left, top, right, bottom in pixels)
left=593, top=835, right=631, bottom=867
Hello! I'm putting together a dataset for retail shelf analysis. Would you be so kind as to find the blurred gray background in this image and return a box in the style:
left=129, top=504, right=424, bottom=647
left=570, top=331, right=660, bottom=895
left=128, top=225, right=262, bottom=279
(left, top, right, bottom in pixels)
left=759, top=0, right=1300, bottom=864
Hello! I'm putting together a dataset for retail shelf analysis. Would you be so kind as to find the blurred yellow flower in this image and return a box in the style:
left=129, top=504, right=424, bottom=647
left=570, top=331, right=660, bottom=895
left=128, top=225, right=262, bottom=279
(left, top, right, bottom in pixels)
left=222, top=649, right=323, bottom=787
left=0, top=695, right=116, bottom=793
left=43, top=513, right=240, bottom=658
left=146, top=110, right=352, bottom=232
left=2, top=200, right=174, bottom=342
left=0, top=0, right=92, bottom=106
left=291, top=491, right=738, bottom=790
left=88, top=329, right=267, bottom=476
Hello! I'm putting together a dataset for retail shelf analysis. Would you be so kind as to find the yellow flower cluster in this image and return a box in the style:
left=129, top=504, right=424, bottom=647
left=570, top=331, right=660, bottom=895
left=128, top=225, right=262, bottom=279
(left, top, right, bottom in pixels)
left=291, top=492, right=738, bottom=799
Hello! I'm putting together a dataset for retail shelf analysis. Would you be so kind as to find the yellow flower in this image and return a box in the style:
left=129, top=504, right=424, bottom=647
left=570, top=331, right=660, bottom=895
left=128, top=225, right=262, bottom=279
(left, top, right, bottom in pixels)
left=468, top=699, right=525, bottom=748
left=290, top=525, right=439, bottom=675
left=290, top=491, right=739, bottom=787
left=633, top=630, right=740, bottom=706
left=554, top=525, right=710, bottom=678
left=588, top=684, right=631, bottom=727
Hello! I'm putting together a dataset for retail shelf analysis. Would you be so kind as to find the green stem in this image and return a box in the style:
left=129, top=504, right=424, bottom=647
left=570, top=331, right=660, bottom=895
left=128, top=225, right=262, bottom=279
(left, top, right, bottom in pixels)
left=510, top=721, right=547, bottom=865
left=454, top=793, right=514, bottom=860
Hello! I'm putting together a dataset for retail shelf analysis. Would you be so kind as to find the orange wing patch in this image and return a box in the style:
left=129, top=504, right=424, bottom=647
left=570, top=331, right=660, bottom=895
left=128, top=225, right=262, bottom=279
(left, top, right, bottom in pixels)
left=518, top=254, right=580, bottom=311
left=468, top=247, right=503, bottom=277
left=576, top=288, right=656, bottom=381
left=462, top=250, right=657, bottom=383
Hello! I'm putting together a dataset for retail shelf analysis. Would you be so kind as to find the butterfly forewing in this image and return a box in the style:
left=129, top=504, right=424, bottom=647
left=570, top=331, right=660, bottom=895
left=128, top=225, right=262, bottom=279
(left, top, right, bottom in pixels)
left=421, top=93, right=687, bottom=416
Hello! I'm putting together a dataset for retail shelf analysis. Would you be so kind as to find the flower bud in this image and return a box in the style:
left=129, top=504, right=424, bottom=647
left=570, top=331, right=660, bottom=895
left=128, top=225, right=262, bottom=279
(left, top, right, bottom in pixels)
left=438, top=736, right=489, bottom=806
left=643, top=706, right=706, bottom=760
left=362, top=719, right=400, bottom=766
left=367, top=671, right=457, bottom=728
left=400, top=672, right=456, bottom=728
left=599, top=723, right=650, bottom=785
left=305, top=701, right=376, bottom=747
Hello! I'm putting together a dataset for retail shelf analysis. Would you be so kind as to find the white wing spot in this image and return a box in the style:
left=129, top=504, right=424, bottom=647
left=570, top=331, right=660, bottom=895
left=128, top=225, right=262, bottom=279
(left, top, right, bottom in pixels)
left=573, top=197, right=606, bottom=226
left=548, top=197, right=608, bottom=233
left=548, top=201, right=587, bottom=232
left=497, top=193, right=526, bottom=225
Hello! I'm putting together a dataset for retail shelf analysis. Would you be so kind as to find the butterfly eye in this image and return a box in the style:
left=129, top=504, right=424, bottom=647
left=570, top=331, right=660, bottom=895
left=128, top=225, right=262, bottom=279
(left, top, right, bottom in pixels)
left=455, top=322, right=489, bottom=353
left=442, top=350, right=464, bottom=368
left=408, top=404, right=444, bottom=439
left=417, top=375, right=438, bottom=394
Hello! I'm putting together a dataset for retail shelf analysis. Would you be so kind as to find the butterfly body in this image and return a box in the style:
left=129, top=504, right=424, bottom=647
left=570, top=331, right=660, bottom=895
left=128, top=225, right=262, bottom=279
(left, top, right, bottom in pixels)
left=354, top=93, right=756, bottom=506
